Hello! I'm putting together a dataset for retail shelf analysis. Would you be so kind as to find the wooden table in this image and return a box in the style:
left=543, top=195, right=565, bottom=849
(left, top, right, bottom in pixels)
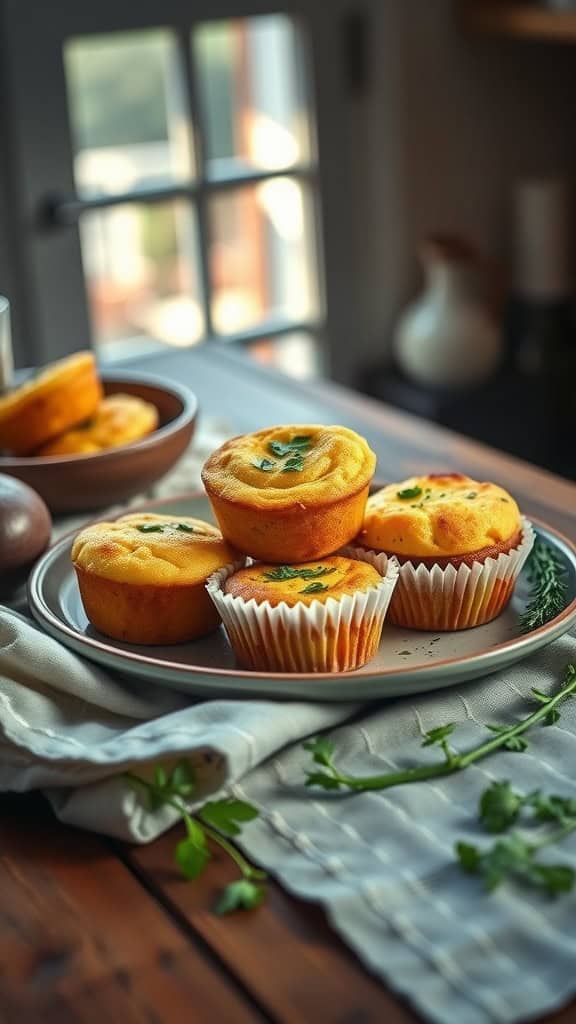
left=2, top=344, right=576, bottom=1024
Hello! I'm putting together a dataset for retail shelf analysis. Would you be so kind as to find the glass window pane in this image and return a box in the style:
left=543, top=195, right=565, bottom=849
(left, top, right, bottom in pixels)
left=79, top=201, right=203, bottom=348
left=194, top=15, right=311, bottom=176
left=64, top=30, right=193, bottom=196
left=209, top=178, right=320, bottom=335
left=247, top=332, right=323, bottom=380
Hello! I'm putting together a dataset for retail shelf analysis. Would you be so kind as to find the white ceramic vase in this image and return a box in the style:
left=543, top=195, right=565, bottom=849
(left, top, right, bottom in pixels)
left=393, top=237, right=501, bottom=389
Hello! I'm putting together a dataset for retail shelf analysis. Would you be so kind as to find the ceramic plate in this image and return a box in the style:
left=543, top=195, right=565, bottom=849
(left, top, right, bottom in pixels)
left=28, top=493, right=576, bottom=702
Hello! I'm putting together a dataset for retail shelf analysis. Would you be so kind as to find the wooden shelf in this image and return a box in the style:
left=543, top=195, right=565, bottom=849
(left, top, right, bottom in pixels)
left=464, top=3, right=576, bottom=41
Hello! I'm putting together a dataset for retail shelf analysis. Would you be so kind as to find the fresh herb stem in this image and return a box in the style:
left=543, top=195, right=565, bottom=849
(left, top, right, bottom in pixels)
left=304, top=664, right=576, bottom=793
left=125, top=763, right=265, bottom=914
left=200, top=821, right=267, bottom=880
left=519, top=537, right=568, bottom=633
left=457, top=778, right=576, bottom=895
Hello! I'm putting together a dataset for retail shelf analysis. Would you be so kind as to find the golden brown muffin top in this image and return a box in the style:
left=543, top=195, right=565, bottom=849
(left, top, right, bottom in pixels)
left=201, top=425, right=376, bottom=510
left=72, top=513, right=238, bottom=586
left=223, top=555, right=381, bottom=608
left=0, top=351, right=96, bottom=422
left=38, top=394, right=158, bottom=456
left=359, top=474, right=521, bottom=558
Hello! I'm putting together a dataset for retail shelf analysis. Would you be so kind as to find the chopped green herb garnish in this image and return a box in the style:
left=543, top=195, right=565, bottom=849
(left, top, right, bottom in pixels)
left=252, top=457, right=277, bottom=472
left=262, top=565, right=336, bottom=582
left=268, top=435, right=312, bottom=457
left=136, top=522, right=195, bottom=534
left=301, top=581, right=329, bottom=594
left=500, top=498, right=509, bottom=503
left=466, top=492, right=478, bottom=499
left=397, top=486, right=422, bottom=500
left=281, top=453, right=305, bottom=473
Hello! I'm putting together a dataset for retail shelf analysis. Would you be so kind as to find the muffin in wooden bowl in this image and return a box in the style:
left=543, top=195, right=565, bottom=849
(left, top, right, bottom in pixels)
left=206, top=550, right=398, bottom=673
left=72, top=513, right=242, bottom=645
left=352, top=473, right=534, bottom=631
left=0, top=351, right=102, bottom=455
left=37, top=393, right=159, bottom=455
left=201, top=424, right=376, bottom=562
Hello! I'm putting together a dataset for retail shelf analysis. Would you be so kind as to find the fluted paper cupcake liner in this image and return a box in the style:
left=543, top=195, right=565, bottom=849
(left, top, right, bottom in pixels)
left=348, top=518, right=534, bottom=632
left=206, top=550, right=399, bottom=673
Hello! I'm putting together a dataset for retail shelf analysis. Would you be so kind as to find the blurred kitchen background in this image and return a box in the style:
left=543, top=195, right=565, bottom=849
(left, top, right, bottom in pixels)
left=1, top=0, right=576, bottom=478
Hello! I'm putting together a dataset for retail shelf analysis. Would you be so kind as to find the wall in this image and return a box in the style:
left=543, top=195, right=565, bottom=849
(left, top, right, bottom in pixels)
left=348, top=0, right=576, bottom=383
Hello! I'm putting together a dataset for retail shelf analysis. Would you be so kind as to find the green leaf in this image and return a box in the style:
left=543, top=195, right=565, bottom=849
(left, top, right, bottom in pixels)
left=300, top=581, right=329, bottom=594
left=479, top=781, right=524, bottom=833
left=396, top=486, right=422, bottom=500
left=215, top=879, right=265, bottom=915
left=281, top=454, right=305, bottom=473
left=154, top=765, right=168, bottom=788
left=252, top=457, right=277, bottom=472
left=147, top=789, right=166, bottom=812
left=199, top=798, right=259, bottom=838
left=488, top=725, right=529, bottom=752
left=544, top=708, right=561, bottom=727
left=531, top=688, right=553, bottom=705
left=262, top=565, right=335, bottom=582
left=305, top=771, right=342, bottom=791
left=175, top=835, right=210, bottom=880
left=137, top=523, right=164, bottom=533
left=303, top=736, right=335, bottom=766
left=170, top=760, right=196, bottom=798
left=531, top=864, right=575, bottom=895
left=268, top=436, right=312, bottom=457
left=503, top=736, right=528, bottom=753
left=421, top=723, right=455, bottom=748
left=528, top=792, right=576, bottom=825
left=176, top=523, right=195, bottom=532
left=455, top=841, right=481, bottom=873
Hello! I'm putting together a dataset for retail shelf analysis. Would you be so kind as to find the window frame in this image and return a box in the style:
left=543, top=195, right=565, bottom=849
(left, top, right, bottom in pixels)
left=1, top=0, right=362, bottom=381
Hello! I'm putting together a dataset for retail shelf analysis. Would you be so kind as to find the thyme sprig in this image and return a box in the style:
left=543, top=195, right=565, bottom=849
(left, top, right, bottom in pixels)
left=519, top=537, right=568, bottom=633
left=126, top=762, right=266, bottom=915
left=303, top=664, right=576, bottom=793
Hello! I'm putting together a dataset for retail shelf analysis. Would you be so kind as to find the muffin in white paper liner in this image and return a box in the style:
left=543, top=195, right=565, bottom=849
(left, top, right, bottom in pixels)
left=205, top=550, right=399, bottom=673
left=349, top=517, right=534, bottom=632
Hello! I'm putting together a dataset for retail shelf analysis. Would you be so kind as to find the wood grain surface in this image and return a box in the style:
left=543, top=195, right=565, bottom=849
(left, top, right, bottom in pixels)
left=2, top=345, right=576, bottom=1024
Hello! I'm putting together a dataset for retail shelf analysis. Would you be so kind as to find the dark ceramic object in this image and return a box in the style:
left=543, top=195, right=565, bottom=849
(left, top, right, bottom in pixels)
left=0, top=371, right=198, bottom=514
left=0, top=474, right=51, bottom=571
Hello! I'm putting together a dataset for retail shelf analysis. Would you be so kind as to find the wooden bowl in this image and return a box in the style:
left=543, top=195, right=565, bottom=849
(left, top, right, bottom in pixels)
left=0, top=370, right=198, bottom=514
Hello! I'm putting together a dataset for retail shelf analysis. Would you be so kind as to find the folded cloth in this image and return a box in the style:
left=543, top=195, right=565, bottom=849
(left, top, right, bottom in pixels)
left=2, top=600, right=576, bottom=1024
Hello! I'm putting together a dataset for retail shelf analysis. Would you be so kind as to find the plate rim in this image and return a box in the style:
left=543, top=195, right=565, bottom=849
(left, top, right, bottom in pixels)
left=27, top=491, right=576, bottom=686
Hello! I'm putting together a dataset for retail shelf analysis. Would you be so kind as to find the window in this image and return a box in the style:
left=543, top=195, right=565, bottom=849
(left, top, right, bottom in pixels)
left=1, top=1, right=360, bottom=382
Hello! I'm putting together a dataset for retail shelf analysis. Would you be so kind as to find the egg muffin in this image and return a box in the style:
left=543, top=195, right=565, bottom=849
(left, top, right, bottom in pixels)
left=0, top=351, right=102, bottom=456
left=72, top=513, right=241, bottom=645
left=201, top=425, right=376, bottom=562
left=207, top=552, right=398, bottom=673
left=354, top=473, right=534, bottom=631
left=37, top=393, right=159, bottom=456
